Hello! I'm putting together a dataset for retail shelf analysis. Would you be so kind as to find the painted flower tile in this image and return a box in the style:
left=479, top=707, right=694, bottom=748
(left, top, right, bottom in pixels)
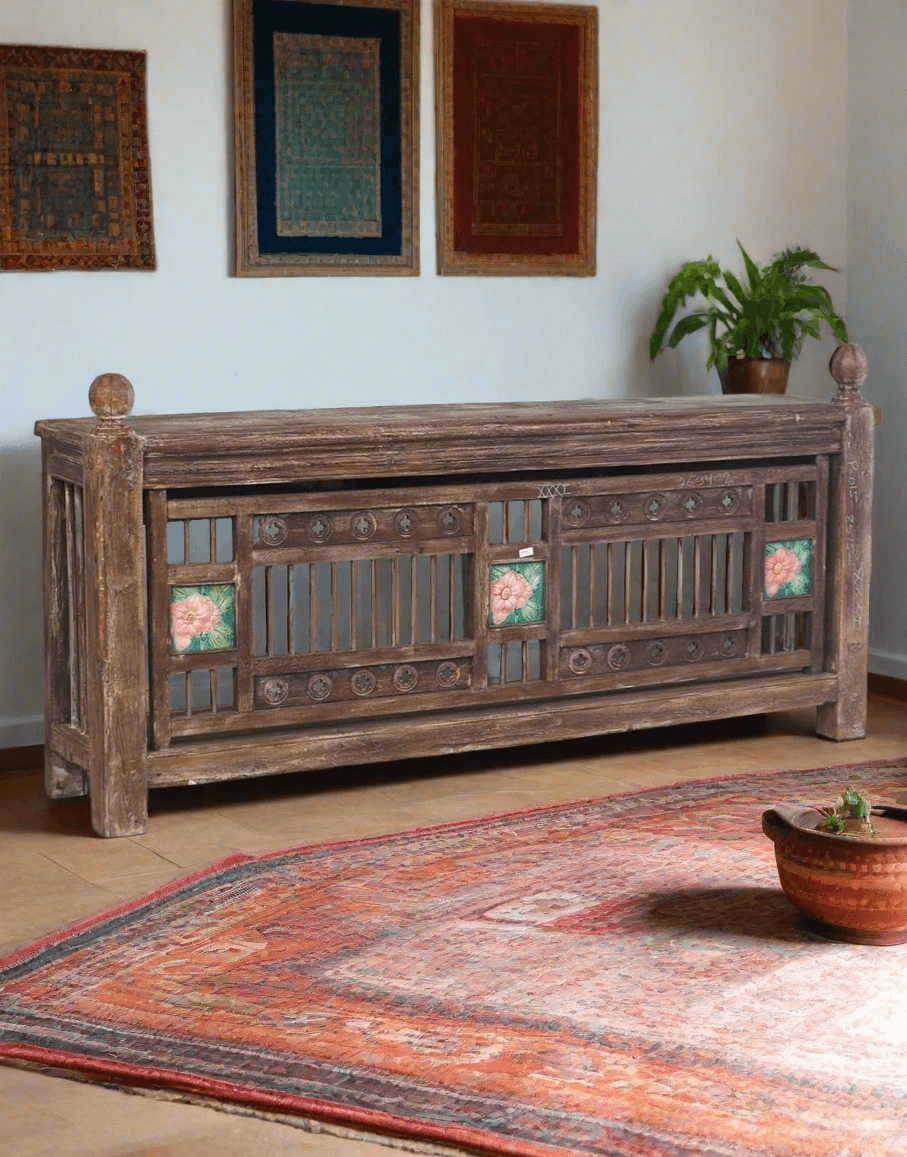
left=764, top=539, right=812, bottom=600
left=489, top=562, right=545, bottom=627
left=170, top=584, right=236, bottom=653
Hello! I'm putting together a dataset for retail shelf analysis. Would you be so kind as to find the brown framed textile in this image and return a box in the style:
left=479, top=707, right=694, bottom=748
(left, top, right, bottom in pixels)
left=0, top=45, right=154, bottom=272
left=233, top=0, right=419, bottom=277
left=436, top=0, right=597, bottom=277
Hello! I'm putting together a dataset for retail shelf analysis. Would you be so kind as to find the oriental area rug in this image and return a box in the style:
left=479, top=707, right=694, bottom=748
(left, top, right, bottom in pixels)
left=3, top=763, right=907, bottom=1157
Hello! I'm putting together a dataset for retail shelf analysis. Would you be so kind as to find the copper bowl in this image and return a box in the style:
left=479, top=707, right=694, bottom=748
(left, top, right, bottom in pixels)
left=762, top=803, right=907, bottom=945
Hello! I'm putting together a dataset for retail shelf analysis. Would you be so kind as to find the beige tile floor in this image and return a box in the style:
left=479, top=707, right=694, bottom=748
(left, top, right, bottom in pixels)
left=1, top=697, right=905, bottom=1156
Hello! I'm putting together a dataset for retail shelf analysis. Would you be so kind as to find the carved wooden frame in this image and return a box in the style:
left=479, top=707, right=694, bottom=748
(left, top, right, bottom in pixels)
left=233, top=0, right=420, bottom=276
left=435, top=0, right=597, bottom=276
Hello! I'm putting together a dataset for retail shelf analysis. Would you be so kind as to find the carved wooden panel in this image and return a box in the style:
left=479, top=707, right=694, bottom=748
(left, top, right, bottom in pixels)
left=140, top=462, right=827, bottom=747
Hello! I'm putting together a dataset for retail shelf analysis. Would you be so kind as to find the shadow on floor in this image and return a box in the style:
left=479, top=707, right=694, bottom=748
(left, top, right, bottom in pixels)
left=646, top=885, right=802, bottom=941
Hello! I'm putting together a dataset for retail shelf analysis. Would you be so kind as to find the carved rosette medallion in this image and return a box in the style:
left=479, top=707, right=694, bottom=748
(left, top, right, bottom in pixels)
left=306, top=515, right=334, bottom=543
left=717, top=489, right=740, bottom=515
left=605, top=498, right=629, bottom=524
left=394, top=508, right=419, bottom=537
left=684, top=638, right=705, bottom=662
left=646, top=640, right=668, bottom=666
left=261, top=677, right=289, bottom=707
left=437, top=507, right=462, bottom=536
left=258, top=516, right=288, bottom=546
left=643, top=494, right=667, bottom=521
left=607, top=644, right=631, bottom=671
left=680, top=493, right=703, bottom=518
left=564, top=499, right=591, bottom=527
left=568, top=648, right=593, bottom=675
left=350, top=669, right=377, bottom=697
left=435, top=661, right=460, bottom=688
left=351, top=511, right=377, bottom=541
left=394, top=664, right=419, bottom=692
left=306, top=674, right=334, bottom=701
left=720, top=634, right=738, bottom=657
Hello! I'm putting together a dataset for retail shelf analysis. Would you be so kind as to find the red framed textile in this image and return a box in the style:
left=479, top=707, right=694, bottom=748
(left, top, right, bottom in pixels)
left=436, top=0, right=597, bottom=277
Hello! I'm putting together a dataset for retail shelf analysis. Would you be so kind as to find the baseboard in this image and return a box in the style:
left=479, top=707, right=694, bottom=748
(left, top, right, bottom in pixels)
left=868, top=672, right=907, bottom=703
left=0, top=714, right=43, bottom=750
left=869, top=647, right=907, bottom=682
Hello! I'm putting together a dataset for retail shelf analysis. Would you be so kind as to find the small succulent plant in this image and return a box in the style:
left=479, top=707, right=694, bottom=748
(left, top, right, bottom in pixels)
left=817, top=785, right=876, bottom=836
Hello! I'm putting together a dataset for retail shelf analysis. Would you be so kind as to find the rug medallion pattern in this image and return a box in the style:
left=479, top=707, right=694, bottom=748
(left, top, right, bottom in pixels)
left=2, top=765, right=907, bottom=1156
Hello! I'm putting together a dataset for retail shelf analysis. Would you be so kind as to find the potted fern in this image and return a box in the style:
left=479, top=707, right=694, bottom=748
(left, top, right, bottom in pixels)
left=649, top=244, right=848, bottom=394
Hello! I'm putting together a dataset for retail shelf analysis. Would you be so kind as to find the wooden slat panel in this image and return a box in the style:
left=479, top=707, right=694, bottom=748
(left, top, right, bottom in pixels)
left=351, top=560, right=360, bottom=651
left=810, top=454, right=829, bottom=673
left=589, top=542, right=598, bottom=628
left=264, top=565, right=273, bottom=656
left=63, top=483, right=79, bottom=726
left=42, top=457, right=87, bottom=799
left=543, top=497, right=563, bottom=683
left=146, top=490, right=172, bottom=750
left=430, top=554, right=438, bottom=643
left=746, top=485, right=767, bottom=659
left=675, top=536, right=684, bottom=620
left=471, top=502, right=491, bottom=689
left=233, top=514, right=254, bottom=713
left=287, top=564, right=295, bottom=654
left=72, top=485, right=88, bottom=732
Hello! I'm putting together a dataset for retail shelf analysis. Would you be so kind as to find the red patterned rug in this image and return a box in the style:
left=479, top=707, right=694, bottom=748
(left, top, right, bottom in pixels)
left=3, top=762, right=907, bottom=1157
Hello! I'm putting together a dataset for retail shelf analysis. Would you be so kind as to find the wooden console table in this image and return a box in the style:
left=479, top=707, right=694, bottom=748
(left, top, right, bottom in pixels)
left=34, top=346, right=873, bottom=837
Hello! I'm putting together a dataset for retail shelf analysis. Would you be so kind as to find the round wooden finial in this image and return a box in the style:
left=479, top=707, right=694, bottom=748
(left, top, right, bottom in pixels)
left=829, top=343, right=868, bottom=399
left=88, top=373, right=135, bottom=420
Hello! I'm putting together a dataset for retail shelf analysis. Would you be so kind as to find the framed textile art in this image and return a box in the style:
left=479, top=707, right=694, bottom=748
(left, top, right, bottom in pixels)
left=436, top=0, right=597, bottom=277
left=233, top=0, right=419, bottom=276
left=0, top=45, right=155, bottom=271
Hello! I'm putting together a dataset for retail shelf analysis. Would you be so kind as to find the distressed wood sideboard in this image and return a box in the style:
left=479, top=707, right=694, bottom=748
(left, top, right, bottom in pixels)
left=34, top=346, right=873, bottom=837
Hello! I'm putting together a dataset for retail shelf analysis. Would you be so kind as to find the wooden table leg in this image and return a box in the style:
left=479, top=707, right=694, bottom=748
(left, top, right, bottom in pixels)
left=817, top=344, right=874, bottom=741
left=83, top=374, right=149, bottom=836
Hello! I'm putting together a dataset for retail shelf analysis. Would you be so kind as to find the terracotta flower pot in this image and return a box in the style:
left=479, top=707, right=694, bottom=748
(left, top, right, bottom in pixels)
left=723, top=358, right=791, bottom=395
left=762, top=803, right=907, bottom=944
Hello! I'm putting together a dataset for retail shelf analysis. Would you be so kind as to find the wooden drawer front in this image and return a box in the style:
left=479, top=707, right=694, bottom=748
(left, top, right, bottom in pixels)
left=146, top=462, right=827, bottom=745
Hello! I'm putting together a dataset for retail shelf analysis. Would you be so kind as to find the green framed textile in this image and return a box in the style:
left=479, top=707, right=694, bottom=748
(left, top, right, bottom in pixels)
left=233, top=0, right=419, bottom=276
